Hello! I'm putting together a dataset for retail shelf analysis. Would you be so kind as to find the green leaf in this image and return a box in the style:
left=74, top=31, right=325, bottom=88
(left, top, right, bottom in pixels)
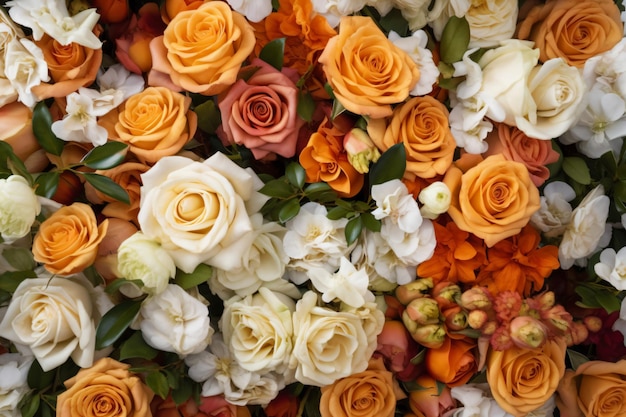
left=595, top=290, right=622, bottom=314
left=27, top=360, right=55, bottom=390
left=2, top=247, right=35, bottom=271
left=567, top=349, right=590, bottom=371
left=326, top=205, right=351, bottom=220
left=361, top=212, right=381, bottom=232
left=146, top=371, right=170, bottom=399
left=369, top=143, right=406, bottom=185
left=330, top=98, right=346, bottom=120
left=297, top=91, right=315, bottom=122
left=0, top=141, right=33, bottom=184
left=378, top=8, right=409, bottom=37
left=563, top=157, right=591, bottom=185
left=259, top=38, right=285, bottom=71
left=304, top=182, right=331, bottom=195
left=82, top=172, right=130, bottom=205
left=194, top=100, right=221, bottom=134
left=345, top=215, right=363, bottom=246
left=104, top=278, right=144, bottom=295
left=0, top=270, right=37, bottom=293
left=409, top=349, right=426, bottom=365
left=279, top=198, right=301, bottom=223
left=285, top=162, right=306, bottom=189
left=172, top=379, right=195, bottom=406
left=119, top=331, right=158, bottom=361
left=32, top=101, right=64, bottom=156
left=440, top=16, right=470, bottom=64
left=80, top=141, right=128, bottom=170
left=175, top=263, right=213, bottom=290
left=259, top=179, right=295, bottom=198
left=34, top=171, right=60, bottom=199
left=165, top=368, right=180, bottom=390
left=20, top=393, right=40, bottom=417
left=95, top=299, right=142, bottom=349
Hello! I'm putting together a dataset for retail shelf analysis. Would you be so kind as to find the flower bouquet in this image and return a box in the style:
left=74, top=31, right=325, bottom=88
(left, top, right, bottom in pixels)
left=1, top=0, right=626, bottom=416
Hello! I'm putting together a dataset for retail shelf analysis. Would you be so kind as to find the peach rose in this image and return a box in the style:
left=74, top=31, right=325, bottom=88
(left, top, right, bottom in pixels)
left=368, top=95, right=456, bottom=180
left=57, top=358, right=153, bottom=417
left=218, top=58, right=305, bottom=160
left=320, top=356, right=404, bottom=417
left=149, top=2, right=256, bottom=95
left=318, top=16, right=419, bottom=118
left=99, top=86, right=197, bottom=164
left=32, top=26, right=103, bottom=100
left=376, top=320, right=422, bottom=382
left=0, top=101, right=47, bottom=171
left=444, top=154, right=541, bottom=247
left=484, top=123, right=560, bottom=187
left=426, top=337, right=478, bottom=387
left=91, top=0, right=130, bottom=24
left=487, top=338, right=566, bottom=417
left=557, top=360, right=626, bottom=417
left=32, top=202, right=109, bottom=275
left=299, top=117, right=364, bottom=197
left=408, top=374, right=456, bottom=417
left=516, top=0, right=623, bottom=67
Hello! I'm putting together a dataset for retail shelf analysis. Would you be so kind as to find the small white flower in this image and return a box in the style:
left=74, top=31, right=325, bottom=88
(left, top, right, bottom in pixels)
left=311, top=0, right=367, bottom=27
left=51, top=91, right=109, bottom=146
left=140, top=284, right=214, bottom=356
left=308, top=256, right=370, bottom=307
left=389, top=30, right=439, bottom=96
left=0, top=175, right=40, bottom=243
left=530, top=181, right=575, bottom=238
left=3, top=38, right=48, bottom=108
left=595, top=247, right=626, bottom=291
left=0, top=353, right=33, bottom=417
left=372, top=179, right=422, bottom=233
left=418, top=181, right=451, bottom=219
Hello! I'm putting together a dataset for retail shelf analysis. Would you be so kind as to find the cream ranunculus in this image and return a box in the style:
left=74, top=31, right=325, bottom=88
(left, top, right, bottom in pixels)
left=221, top=287, right=295, bottom=375
left=289, top=291, right=372, bottom=387
left=139, top=284, right=214, bottom=356
left=0, top=175, right=40, bottom=243
left=0, top=274, right=105, bottom=371
left=138, top=153, right=267, bottom=273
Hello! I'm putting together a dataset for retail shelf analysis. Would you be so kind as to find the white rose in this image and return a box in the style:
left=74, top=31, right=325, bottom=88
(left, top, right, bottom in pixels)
left=4, top=38, right=49, bottom=108
left=0, top=353, right=32, bottom=417
left=140, top=284, right=214, bottom=357
left=0, top=8, right=24, bottom=106
left=465, top=0, right=518, bottom=48
left=138, top=153, right=266, bottom=273
left=0, top=274, right=103, bottom=371
left=221, top=287, right=295, bottom=375
left=418, top=181, right=451, bottom=219
left=393, top=0, right=431, bottom=31
left=289, top=291, right=371, bottom=386
left=340, top=299, right=385, bottom=362
left=116, top=231, right=176, bottom=296
left=559, top=185, right=611, bottom=269
left=0, top=175, right=40, bottom=243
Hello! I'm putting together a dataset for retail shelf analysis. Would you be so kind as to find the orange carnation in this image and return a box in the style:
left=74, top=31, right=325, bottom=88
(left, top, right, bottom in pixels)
left=299, top=118, right=364, bottom=198
left=477, top=225, right=560, bottom=296
left=516, top=0, right=623, bottom=67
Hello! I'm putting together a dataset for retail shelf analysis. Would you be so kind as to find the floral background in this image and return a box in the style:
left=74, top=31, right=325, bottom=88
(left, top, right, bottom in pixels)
left=1, top=0, right=626, bottom=416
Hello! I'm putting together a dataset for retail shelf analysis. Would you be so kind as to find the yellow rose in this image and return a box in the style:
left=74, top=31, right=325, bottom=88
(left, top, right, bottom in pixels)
left=318, top=16, right=419, bottom=118
left=32, top=202, right=108, bottom=275
left=57, top=358, right=153, bottom=417
left=557, top=360, right=626, bottom=417
left=487, top=338, right=567, bottom=417
left=149, top=1, right=256, bottom=95
left=99, top=86, right=197, bottom=164
left=444, top=154, right=540, bottom=247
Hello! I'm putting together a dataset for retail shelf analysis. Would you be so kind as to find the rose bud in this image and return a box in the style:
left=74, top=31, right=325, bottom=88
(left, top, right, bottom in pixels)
left=409, top=375, right=456, bottom=417
left=432, top=281, right=461, bottom=308
left=467, top=309, right=489, bottom=330
left=509, top=316, right=548, bottom=349
left=343, top=128, right=381, bottom=174
left=541, top=304, right=573, bottom=334
left=396, top=278, right=434, bottom=305
left=481, top=320, right=497, bottom=336
left=90, top=0, right=130, bottom=24
left=535, top=291, right=556, bottom=310
left=567, top=321, right=589, bottom=346
left=404, top=297, right=441, bottom=326
left=459, top=287, right=492, bottom=310
left=407, top=323, right=447, bottom=349
left=443, top=306, right=468, bottom=332
left=418, top=181, right=451, bottom=220
left=583, top=316, right=603, bottom=333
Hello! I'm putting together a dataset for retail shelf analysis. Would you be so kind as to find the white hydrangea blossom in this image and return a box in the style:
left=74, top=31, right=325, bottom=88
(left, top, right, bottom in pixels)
left=308, top=256, right=370, bottom=307
left=389, top=30, right=439, bottom=96
left=530, top=181, right=576, bottom=239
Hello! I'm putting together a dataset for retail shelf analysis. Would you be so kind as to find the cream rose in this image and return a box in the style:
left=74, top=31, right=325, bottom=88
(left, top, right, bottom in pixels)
left=290, top=291, right=372, bottom=387
left=138, top=153, right=267, bottom=273
left=465, top=0, right=518, bottom=48
left=0, top=275, right=104, bottom=371
left=0, top=175, right=40, bottom=242
left=221, top=287, right=295, bottom=374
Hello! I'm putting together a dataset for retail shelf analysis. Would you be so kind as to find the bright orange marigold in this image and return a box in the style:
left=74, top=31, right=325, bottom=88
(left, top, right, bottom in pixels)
left=476, top=225, right=560, bottom=296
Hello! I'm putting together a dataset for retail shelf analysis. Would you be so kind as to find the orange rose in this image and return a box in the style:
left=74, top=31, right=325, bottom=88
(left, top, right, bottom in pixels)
left=487, top=338, right=566, bottom=417
left=161, top=0, right=206, bottom=24
left=149, top=2, right=256, bottom=95
left=198, top=395, right=252, bottom=417
left=320, top=357, right=404, bottom=417
left=57, top=357, right=153, bottom=417
left=408, top=374, right=456, bottom=417
left=318, top=16, right=419, bottom=118
left=90, top=0, right=130, bottom=24
left=99, top=87, right=197, bottom=164
left=32, top=26, right=103, bottom=100
left=426, top=337, right=478, bottom=387
left=516, top=0, right=623, bottom=67
left=32, top=202, right=109, bottom=275
left=299, top=117, right=364, bottom=197
left=484, top=123, right=560, bottom=187
left=557, top=360, right=626, bottom=417
left=368, top=96, right=456, bottom=180
left=443, top=154, right=541, bottom=247
left=0, top=102, right=47, bottom=172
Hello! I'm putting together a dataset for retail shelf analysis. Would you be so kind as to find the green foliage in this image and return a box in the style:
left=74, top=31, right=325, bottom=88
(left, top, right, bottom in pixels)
left=32, top=101, right=64, bottom=156
left=80, top=142, right=128, bottom=170
left=82, top=172, right=130, bottom=205
left=439, top=16, right=470, bottom=64
left=2, top=247, right=35, bottom=271
left=34, top=172, right=60, bottom=198
left=95, top=299, right=143, bottom=349
left=0, top=270, right=37, bottom=293
left=563, top=156, right=591, bottom=185
left=0, top=141, right=33, bottom=184
left=119, top=331, right=158, bottom=361
left=175, top=264, right=213, bottom=290
left=567, top=349, right=590, bottom=371
left=369, top=143, right=406, bottom=185
left=575, top=283, right=621, bottom=314
left=146, top=371, right=170, bottom=399
left=378, top=8, right=409, bottom=37
left=259, top=38, right=285, bottom=71
left=286, top=162, right=306, bottom=189
left=195, top=99, right=221, bottom=134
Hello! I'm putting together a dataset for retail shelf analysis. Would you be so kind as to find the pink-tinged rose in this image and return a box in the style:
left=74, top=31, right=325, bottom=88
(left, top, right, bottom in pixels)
left=218, top=58, right=305, bottom=160
left=484, top=123, right=559, bottom=187
left=376, top=320, right=422, bottom=381
left=409, top=374, right=456, bottom=417
left=198, top=395, right=252, bottom=417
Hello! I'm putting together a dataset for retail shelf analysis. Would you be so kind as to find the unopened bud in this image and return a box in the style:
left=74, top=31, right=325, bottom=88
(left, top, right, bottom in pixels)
left=510, top=316, right=548, bottom=349
left=405, top=297, right=441, bottom=325
left=409, top=323, right=447, bottom=349
left=343, top=128, right=381, bottom=174
left=460, top=287, right=492, bottom=310
left=542, top=305, right=573, bottom=334
left=419, top=181, right=451, bottom=220
left=396, top=278, right=434, bottom=305
left=583, top=316, right=603, bottom=333
left=445, top=310, right=468, bottom=331
left=467, top=309, right=488, bottom=330
left=536, top=291, right=556, bottom=310
left=481, top=320, right=497, bottom=336
left=433, top=281, right=461, bottom=307
left=567, top=321, right=589, bottom=346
